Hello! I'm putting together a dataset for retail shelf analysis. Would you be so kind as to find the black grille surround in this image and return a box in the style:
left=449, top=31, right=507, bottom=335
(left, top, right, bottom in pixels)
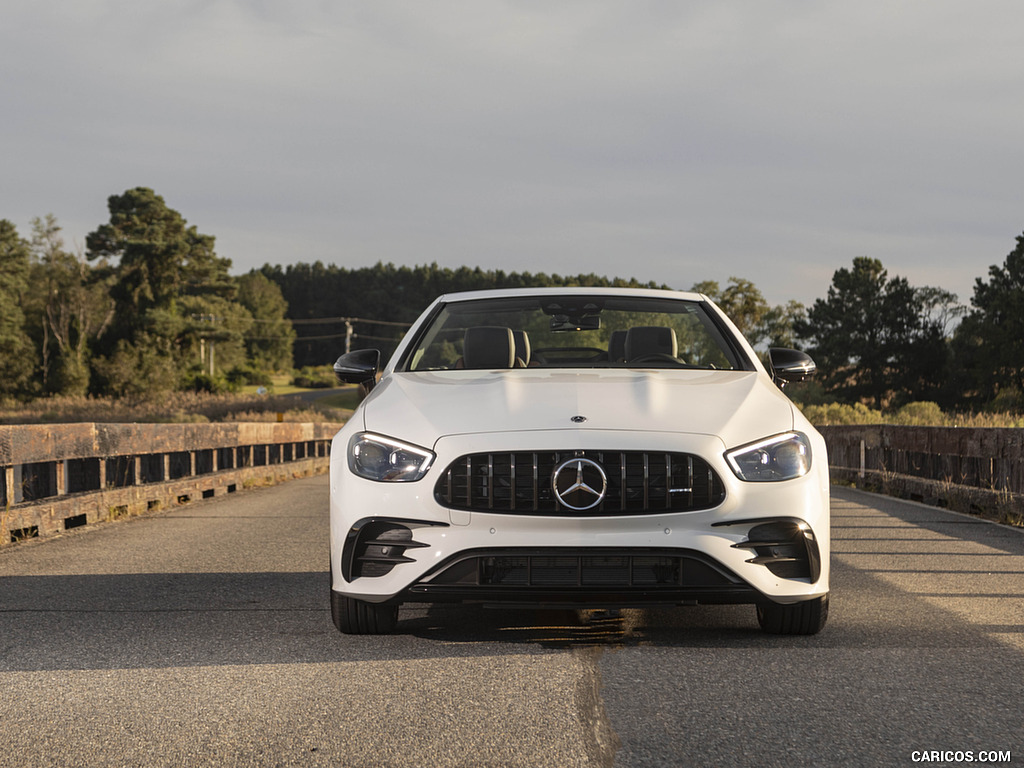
left=434, top=450, right=726, bottom=516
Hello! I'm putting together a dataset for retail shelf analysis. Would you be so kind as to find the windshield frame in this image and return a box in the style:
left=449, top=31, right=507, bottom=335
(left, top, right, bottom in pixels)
left=394, top=293, right=756, bottom=373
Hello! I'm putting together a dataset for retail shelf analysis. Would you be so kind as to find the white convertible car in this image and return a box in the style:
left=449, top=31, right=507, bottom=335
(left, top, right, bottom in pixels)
left=330, top=287, right=829, bottom=635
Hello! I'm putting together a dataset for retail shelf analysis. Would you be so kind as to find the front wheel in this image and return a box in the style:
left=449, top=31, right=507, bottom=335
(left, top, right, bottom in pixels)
left=331, top=590, right=399, bottom=634
left=756, top=594, right=828, bottom=635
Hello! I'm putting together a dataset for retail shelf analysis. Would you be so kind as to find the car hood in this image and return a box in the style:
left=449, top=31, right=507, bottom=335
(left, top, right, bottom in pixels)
left=357, top=369, right=796, bottom=450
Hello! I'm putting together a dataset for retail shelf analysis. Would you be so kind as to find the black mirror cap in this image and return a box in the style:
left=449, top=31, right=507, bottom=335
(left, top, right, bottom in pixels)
left=334, top=349, right=381, bottom=389
left=768, top=347, right=816, bottom=387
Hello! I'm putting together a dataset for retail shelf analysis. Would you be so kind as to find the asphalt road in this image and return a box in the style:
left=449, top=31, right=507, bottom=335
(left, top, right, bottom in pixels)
left=1, top=476, right=1022, bottom=768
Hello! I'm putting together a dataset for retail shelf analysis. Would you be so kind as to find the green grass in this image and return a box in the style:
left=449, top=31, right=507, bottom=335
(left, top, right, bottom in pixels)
left=238, top=373, right=308, bottom=396
left=313, top=388, right=362, bottom=410
left=239, top=383, right=307, bottom=396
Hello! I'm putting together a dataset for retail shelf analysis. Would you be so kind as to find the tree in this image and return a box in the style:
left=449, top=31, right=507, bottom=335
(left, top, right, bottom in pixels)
left=237, top=272, right=294, bottom=371
left=86, top=188, right=233, bottom=394
left=796, top=257, right=951, bottom=408
left=952, top=232, right=1024, bottom=406
left=175, top=294, right=253, bottom=386
left=692, top=277, right=769, bottom=338
left=0, top=220, right=35, bottom=395
left=759, top=300, right=807, bottom=349
left=24, top=215, right=114, bottom=396
left=692, top=276, right=805, bottom=349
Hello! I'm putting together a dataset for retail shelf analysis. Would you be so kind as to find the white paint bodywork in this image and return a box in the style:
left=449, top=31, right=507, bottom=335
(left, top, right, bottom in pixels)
left=329, top=287, right=830, bottom=607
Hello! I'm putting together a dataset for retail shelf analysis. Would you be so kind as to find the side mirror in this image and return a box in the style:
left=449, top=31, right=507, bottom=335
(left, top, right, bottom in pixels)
left=333, top=349, right=381, bottom=392
left=768, top=348, right=816, bottom=388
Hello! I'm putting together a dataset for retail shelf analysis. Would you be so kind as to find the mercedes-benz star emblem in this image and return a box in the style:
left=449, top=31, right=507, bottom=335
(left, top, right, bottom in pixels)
left=552, top=458, right=608, bottom=511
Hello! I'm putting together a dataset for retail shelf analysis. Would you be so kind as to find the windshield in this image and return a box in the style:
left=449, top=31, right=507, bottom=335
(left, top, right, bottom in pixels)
left=402, top=295, right=748, bottom=372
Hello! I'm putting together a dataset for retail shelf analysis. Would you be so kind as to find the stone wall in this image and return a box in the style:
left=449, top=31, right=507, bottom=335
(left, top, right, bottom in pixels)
left=1, top=422, right=342, bottom=546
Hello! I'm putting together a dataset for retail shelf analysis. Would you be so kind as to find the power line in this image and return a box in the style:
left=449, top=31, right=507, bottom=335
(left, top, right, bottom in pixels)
left=246, top=332, right=406, bottom=343
left=244, top=317, right=410, bottom=351
left=285, top=316, right=413, bottom=328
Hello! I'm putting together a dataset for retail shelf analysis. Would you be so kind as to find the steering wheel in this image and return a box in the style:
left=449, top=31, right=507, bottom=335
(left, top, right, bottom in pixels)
left=533, top=346, right=608, bottom=361
left=628, top=353, right=687, bottom=366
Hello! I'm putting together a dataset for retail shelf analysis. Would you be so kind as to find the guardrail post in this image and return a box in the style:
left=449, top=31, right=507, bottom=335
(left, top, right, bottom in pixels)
left=3, top=466, right=13, bottom=505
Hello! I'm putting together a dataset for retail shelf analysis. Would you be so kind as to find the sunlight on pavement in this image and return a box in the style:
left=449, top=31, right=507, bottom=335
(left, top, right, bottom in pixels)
left=831, top=492, right=1024, bottom=654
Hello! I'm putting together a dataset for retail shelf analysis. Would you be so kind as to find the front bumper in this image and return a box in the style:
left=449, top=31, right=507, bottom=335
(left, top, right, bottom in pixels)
left=329, top=428, right=830, bottom=607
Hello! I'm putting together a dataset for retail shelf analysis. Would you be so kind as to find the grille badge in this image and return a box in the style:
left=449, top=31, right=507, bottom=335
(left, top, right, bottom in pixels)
left=552, top=458, right=608, bottom=511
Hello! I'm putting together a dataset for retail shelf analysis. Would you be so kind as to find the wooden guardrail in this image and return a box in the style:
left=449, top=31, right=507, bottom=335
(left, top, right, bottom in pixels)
left=1, top=422, right=342, bottom=547
left=818, top=425, right=1024, bottom=520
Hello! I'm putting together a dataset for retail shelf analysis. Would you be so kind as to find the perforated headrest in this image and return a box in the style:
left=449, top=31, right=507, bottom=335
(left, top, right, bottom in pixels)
left=625, top=326, right=678, bottom=361
left=462, top=327, right=515, bottom=369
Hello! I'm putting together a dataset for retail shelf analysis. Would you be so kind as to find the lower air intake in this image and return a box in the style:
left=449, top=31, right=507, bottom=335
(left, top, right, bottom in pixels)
left=732, top=520, right=822, bottom=581
left=425, top=550, right=737, bottom=589
left=343, top=520, right=428, bottom=581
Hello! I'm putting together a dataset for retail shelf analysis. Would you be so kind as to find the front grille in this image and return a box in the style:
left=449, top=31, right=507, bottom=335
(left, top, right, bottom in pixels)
left=434, top=450, right=725, bottom=515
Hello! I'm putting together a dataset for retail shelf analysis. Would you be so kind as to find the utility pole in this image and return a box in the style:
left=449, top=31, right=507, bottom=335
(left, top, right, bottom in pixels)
left=192, top=314, right=218, bottom=376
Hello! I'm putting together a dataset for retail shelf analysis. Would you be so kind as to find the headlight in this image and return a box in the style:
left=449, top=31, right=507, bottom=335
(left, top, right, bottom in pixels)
left=348, top=433, right=435, bottom=482
left=725, top=432, right=811, bottom=482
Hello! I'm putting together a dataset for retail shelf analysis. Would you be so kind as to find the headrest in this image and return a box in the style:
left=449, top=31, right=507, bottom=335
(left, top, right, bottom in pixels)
left=607, top=330, right=627, bottom=363
left=462, top=327, right=515, bottom=369
left=625, top=326, right=678, bottom=361
left=512, top=330, right=531, bottom=366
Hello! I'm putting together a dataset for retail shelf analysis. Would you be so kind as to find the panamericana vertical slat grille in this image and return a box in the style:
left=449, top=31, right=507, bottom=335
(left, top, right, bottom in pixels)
left=434, top=451, right=725, bottom=515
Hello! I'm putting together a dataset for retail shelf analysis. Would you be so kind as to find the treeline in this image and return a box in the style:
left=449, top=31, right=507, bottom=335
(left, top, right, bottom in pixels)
left=260, top=238, right=1024, bottom=415
left=4, top=186, right=1024, bottom=415
left=258, top=261, right=672, bottom=369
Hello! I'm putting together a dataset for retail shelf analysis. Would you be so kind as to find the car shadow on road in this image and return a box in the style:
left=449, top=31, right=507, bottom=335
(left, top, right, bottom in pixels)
left=402, top=542, right=1024, bottom=651
left=1, top=553, right=1016, bottom=673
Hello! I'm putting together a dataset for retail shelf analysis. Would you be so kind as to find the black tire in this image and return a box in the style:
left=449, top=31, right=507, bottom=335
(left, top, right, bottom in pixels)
left=756, top=594, right=828, bottom=635
left=330, top=589, right=399, bottom=634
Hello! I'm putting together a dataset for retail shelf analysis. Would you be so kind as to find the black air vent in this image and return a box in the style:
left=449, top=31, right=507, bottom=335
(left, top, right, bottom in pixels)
left=343, top=520, right=429, bottom=581
left=731, top=520, right=821, bottom=581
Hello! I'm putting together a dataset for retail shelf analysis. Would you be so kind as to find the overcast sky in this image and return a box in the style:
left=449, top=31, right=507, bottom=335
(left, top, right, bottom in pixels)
left=4, top=1, right=1023, bottom=308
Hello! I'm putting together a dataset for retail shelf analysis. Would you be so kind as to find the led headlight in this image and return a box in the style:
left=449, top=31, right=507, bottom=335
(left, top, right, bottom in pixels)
left=725, top=432, right=811, bottom=482
left=349, top=433, right=435, bottom=482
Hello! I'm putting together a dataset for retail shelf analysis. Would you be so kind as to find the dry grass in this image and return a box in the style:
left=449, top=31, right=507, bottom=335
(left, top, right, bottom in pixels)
left=801, top=400, right=1024, bottom=428
left=0, top=392, right=351, bottom=425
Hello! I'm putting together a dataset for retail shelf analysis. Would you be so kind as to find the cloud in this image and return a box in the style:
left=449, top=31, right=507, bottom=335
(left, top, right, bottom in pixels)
left=2, top=0, right=1023, bottom=306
